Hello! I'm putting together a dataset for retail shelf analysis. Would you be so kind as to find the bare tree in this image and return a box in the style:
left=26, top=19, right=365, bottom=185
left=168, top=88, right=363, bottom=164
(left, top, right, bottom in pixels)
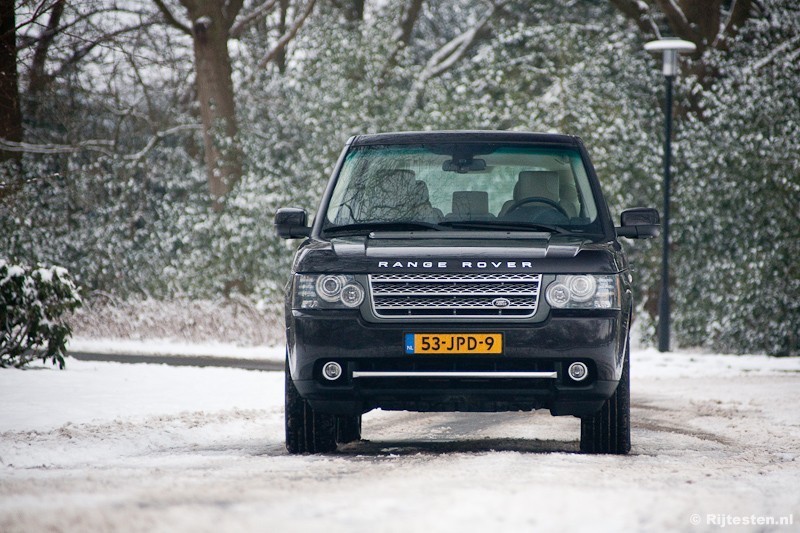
left=154, top=0, right=317, bottom=209
left=27, top=0, right=64, bottom=95
left=378, top=0, right=424, bottom=86
left=251, top=0, right=316, bottom=74
left=154, top=0, right=243, bottom=210
left=611, top=0, right=754, bottom=87
left=400, top=1, right=499, bottom=116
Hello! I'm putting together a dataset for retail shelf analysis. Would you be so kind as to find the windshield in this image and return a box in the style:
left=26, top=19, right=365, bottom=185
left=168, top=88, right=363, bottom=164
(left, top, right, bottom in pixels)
left=324, top=143, right=602, bottom=234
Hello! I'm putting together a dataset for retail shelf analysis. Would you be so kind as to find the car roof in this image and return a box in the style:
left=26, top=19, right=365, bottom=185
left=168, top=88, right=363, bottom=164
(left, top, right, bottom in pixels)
left=350, top=130, right=581, bottom=147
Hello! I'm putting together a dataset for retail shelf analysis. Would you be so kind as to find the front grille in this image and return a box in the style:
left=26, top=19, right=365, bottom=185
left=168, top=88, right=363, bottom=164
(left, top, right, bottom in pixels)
left=369, top=273, right=541, bottom=319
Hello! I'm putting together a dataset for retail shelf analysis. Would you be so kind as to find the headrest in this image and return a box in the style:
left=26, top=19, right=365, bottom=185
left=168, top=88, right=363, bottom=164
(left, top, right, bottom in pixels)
left=515, top=171, right=560, bottom=202
left=374, top=169, right=416, bottom=196
left=452, top=191, right=489, bottom=216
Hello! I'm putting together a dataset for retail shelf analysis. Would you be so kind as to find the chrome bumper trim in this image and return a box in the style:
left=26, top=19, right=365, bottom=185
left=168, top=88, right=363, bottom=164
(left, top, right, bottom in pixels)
left=352, top=371, right=557, bottom=379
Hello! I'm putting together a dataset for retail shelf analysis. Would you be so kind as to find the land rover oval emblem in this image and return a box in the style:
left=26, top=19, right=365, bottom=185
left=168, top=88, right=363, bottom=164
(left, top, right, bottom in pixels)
left=492, top=298, right=511, bottom=308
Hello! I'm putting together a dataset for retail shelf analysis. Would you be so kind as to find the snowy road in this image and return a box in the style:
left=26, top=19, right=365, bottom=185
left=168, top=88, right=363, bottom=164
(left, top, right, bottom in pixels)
left=1, top=349, right=799, bottom=532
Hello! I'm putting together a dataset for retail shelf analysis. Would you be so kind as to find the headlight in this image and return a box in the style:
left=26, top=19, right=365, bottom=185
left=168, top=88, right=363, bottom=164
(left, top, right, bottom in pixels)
left=315, top=275, right=347, bottom=302
left=294, top=274, right=365, bottom=309
left=545, top=275, right=620, bottom=310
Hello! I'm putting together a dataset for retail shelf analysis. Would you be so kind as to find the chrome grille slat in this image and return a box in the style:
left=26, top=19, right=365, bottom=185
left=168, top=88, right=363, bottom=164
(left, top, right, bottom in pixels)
left=371, top=282, right=539, bottom=295
left=371, top=273, right=535, bottom=282
left=374, top=297, right=537, bottom=308
left=369, top=273, right=541, bottom=319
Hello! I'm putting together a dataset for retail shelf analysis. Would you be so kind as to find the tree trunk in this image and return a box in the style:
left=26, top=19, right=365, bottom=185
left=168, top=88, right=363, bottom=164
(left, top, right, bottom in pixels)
left=28, top=0, right=65, bottom=96
left=378, top=0, right=424, bottom=88
left=180, top=0, right=243, bottom=211
left=0, top=0, right=22, bottom=162
left=276, top=0, right=290, bottom=73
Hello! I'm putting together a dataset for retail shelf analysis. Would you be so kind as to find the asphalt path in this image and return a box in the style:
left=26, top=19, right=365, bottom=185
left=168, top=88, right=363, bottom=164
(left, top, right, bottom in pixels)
left=67, top=351, right=282, bottom=371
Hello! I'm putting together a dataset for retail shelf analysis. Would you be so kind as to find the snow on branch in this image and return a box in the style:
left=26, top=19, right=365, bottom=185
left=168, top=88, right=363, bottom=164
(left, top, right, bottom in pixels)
left=250, top=0, right=317, bottom=77
left=378, top=0, right=425, bottom=89
left=0, top=124, right=201, bottom=161
left=152, top=0, right=192, bottom=36
left=654, top=0, right=700, bottom=44
left=392, top=0, right=425, bottom=45
left=229, top=0, right=280, bottom=39
left=400, top=3, right=498, bottom=116
left=123, top=124, right=203, bottom=162
left=713, top=0, right=753, bottom=50
left=609, top=0, right=661, bottom=38
left=742, top=34, right=800, bottom=76
left=0, top=138, right=116, bottom=157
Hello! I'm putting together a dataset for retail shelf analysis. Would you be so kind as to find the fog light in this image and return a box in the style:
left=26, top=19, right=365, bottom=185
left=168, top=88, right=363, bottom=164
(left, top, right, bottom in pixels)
left=567, top=362, right=588, bottom=382
left=322, top=361, right=343, bottom=381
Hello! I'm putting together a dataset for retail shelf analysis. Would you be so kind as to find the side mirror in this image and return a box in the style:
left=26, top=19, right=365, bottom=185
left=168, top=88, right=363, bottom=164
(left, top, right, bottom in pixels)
left=275, top=207, right=311, bottom=239
left=616, top=207, right=660, bottom=239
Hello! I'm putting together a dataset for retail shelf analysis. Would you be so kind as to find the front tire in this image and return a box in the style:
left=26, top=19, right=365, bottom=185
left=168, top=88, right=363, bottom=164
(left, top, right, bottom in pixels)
left=580, top=343, right=631, bottom=455
left=285, top=356, right=338, bottom=454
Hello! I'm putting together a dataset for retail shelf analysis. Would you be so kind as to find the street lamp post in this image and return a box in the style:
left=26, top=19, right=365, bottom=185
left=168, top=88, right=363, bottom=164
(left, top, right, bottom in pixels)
left=644, top=38, right=696, bottom=353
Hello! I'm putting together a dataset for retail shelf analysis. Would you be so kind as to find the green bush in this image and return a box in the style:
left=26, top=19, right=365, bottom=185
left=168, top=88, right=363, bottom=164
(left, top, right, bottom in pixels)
left=0, top=260, right=82, bottom=369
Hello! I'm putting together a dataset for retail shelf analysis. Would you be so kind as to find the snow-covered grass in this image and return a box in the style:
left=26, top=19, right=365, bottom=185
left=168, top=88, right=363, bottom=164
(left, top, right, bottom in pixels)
left=69, top=296, right=284, bottom=347
left=1, top=348, right=799, bottom=532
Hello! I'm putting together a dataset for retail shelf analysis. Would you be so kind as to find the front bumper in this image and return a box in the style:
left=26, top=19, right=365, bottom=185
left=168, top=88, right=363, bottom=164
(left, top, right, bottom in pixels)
left=287, top=310, right=627, bottom=417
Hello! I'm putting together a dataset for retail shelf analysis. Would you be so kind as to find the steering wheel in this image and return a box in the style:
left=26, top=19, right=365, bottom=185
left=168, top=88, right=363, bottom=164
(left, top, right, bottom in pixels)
left=504, top=196, right=569, bottom=218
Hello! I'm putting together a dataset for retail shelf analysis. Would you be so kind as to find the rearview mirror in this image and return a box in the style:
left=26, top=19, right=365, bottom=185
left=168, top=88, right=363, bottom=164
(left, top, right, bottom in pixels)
left=616, top=207, right=660, bottom=239
left=275, top=207, right=311, bottom=239
left=442, top=158, right=487, bottom=173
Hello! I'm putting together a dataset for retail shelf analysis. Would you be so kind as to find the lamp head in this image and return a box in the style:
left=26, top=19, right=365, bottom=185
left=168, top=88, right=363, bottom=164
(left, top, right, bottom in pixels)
left=644, top=38, right=697, bottom=77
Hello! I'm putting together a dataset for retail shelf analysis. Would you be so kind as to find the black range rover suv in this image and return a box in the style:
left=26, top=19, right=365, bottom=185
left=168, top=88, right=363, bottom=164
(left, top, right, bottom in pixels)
left=276, top=131, right=659, bottom=455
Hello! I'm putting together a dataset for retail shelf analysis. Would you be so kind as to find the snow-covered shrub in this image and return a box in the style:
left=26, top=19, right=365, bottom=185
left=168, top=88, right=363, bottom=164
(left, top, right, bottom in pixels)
left=0, top=260, right=82, bottom=369
left=670, top=1, right=800, bottom=356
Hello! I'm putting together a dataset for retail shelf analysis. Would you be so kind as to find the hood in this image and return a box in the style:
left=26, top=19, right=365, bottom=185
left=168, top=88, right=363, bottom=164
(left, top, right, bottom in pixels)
left=293, top=233, right=625, bottom=274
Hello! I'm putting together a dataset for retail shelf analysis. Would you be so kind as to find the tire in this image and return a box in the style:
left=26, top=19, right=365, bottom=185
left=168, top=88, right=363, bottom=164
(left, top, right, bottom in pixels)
left=580, top=343, right=631, bottom=455
left=336, top=414, right=362, bottom=444
left=285, top=356, right=338, bottom=454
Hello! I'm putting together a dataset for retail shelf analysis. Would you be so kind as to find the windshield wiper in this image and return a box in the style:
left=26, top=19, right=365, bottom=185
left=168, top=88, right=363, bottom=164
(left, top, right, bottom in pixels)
left=323, top=221, right=442, bottom=235
left=437, top=220, right=570, bottom=234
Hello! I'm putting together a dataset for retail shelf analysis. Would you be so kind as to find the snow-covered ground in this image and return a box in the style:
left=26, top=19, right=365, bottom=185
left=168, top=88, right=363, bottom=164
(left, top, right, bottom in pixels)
left=1, top=348, right=799, bottom=532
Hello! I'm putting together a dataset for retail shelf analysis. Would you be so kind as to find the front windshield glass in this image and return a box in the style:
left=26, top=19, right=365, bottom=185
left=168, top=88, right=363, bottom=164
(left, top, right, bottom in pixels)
left=324, top=143, right=602, bottom=234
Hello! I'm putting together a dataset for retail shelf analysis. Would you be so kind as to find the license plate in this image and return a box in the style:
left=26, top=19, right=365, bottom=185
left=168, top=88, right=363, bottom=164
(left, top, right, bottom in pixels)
left=404, top=333, right=503, bottom=355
